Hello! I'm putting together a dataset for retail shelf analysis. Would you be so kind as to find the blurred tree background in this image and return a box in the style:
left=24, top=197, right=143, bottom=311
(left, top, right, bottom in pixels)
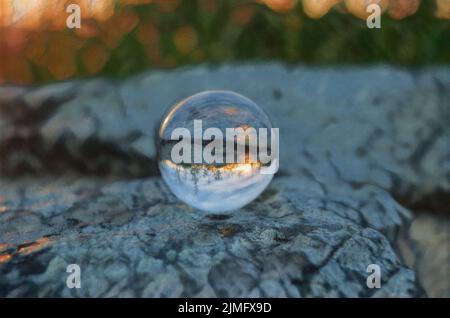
left=0, top=0, right=449, bottom=84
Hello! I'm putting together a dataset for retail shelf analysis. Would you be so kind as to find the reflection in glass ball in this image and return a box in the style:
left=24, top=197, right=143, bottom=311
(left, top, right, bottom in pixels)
left=157, top=90, right=275, bottom=212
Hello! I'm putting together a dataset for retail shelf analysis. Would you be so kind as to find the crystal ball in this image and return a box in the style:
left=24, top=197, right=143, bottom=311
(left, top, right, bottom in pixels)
left=157, top=90, right=277, bottom=212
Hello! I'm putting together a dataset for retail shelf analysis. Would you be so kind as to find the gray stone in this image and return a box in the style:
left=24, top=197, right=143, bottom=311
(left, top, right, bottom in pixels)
left=0, top=64, right=448, bottom=200
left=1, top=63, right=447, bottom=297
left=0, top=176, right=424, bottom=297
left=397, top=213, right=450, bottom=298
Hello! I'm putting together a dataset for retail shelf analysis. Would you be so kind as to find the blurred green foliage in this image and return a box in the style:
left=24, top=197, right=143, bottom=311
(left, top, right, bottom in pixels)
left=100, top=0, right=449, bottom=79
left=3, top=0, right=449, bottom=84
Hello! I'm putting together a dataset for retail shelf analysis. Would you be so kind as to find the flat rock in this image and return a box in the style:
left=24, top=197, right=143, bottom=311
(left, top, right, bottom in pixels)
left=1, top=64, right=448, bottom=201
left=1, top=64, right=447, bottom=297
left=0, top=176, right=424, bottom=297
left=397, top=213, right=450, bottom=297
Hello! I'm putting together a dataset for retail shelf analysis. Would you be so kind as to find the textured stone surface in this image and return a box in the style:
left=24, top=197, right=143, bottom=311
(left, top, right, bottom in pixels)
left=1, top=64, right=448, bottom=199
left=0, top=176, right=423, bottom=297
left=397, top=213, right=450, bottom=298
left=1, top=64, right=448, bottom=297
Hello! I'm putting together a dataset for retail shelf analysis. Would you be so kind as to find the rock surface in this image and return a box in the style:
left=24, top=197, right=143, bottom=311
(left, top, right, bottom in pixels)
left=1, top=64, right=448, bottom=199
left=397, top=213, right=450, bottom=298
left=0, top=176, right=423, bottom=297
left=1, top=63, right=448, bottom=297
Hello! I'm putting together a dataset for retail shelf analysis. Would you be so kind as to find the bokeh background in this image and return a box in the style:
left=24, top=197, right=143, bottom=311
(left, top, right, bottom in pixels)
left=0, top=0, right=449, bottom=84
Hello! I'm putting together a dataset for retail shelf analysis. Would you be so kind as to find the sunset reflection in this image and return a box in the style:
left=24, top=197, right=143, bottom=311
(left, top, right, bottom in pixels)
left=159, top=158, right=272, bottom=212
left=17, top=237, right=52, bottom=255
left=0, top=254, right=12, bottom=264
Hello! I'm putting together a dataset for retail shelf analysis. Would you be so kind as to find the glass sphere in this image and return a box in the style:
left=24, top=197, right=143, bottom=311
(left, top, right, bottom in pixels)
left=157, top=90, right=276, bottom=212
